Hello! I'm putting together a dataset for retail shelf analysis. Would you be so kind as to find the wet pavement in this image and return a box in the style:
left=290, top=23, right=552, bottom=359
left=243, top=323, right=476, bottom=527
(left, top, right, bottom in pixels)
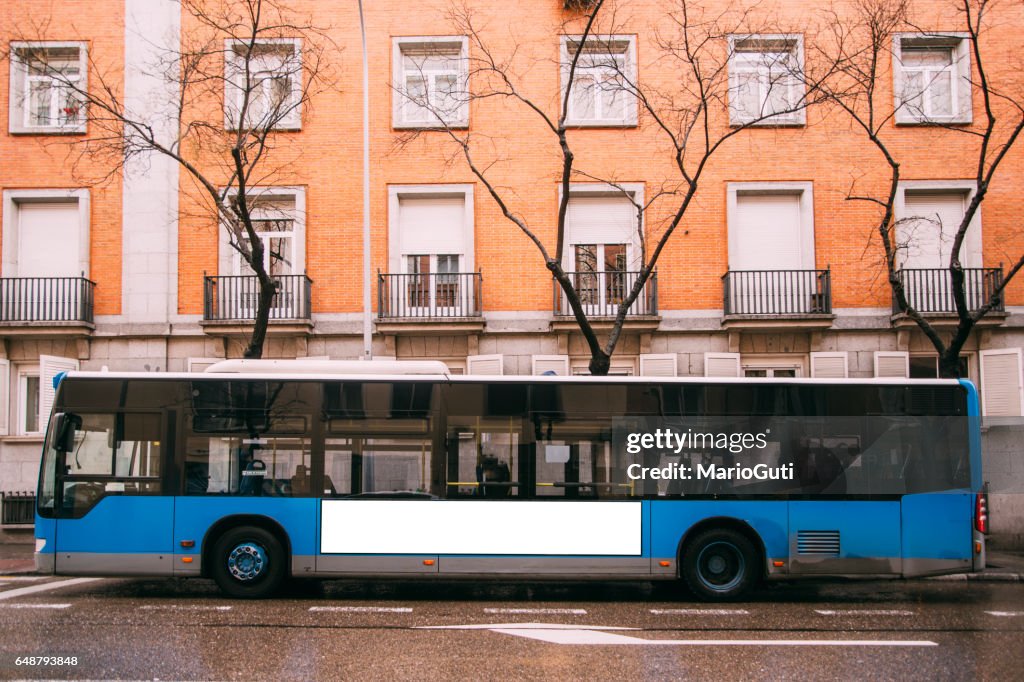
left=0, top=545, right=1022, bottom=680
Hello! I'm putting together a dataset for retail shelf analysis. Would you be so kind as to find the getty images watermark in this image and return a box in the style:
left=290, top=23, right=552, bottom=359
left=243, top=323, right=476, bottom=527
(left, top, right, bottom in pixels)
left=624, top=427, right=794, bottom=482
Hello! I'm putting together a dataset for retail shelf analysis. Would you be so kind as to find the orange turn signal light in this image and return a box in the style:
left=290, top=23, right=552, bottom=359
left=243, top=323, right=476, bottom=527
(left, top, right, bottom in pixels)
left=658, top=561, right=671, bottom=567
left=773, top=560, right=785, bottom=567
left=180, top=540, right=195, bottom=548
left=975, top=541, right=982, bottom=555
left=423, top=559, right=435, bottom=566
left=181, top=557, right=193, bottom=564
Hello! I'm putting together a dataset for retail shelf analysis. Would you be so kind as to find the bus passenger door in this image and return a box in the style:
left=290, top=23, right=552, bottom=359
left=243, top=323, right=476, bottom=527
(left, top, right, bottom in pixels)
left=54, top=412, right=174, bottom=575
left=788, top=501, right=902, bottom=575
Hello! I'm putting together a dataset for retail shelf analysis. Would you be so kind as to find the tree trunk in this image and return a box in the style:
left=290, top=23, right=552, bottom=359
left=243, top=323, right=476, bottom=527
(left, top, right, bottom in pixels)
left=588, top=351, right=610, bottom=376
left=243, top=276, right=278, bottom=359
left=937, top=350, right=963, bottom=379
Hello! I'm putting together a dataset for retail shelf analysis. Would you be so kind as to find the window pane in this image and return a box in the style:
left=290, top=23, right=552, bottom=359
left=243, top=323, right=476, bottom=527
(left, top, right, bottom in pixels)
left=447, top=417, right=520, bottom=498
left=29, top=80, right=52, bottom=126
left=902, top=47, right=953, bottom=69
left=570, top=74, right=596, bottom=120
left=24, top=375, right=40, bottom=433
left=927, top=70, right=953, bottom=116
left=184, top=434, right=310, bottom=496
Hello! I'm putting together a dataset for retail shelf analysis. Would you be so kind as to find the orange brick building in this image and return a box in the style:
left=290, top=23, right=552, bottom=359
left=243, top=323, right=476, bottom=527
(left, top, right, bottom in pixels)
left=2, top=0, right=1024, bottom=499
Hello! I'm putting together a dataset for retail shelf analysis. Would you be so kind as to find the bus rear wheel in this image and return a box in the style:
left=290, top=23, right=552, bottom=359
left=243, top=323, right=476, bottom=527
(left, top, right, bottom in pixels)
left=211, top=526, right=286, bottom=598
left=681, top=528, right=758, bottom=601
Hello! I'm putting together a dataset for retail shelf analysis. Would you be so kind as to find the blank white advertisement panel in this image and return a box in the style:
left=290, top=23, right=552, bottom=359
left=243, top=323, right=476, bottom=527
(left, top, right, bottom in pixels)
left=320, top=500, right=642, bottom=556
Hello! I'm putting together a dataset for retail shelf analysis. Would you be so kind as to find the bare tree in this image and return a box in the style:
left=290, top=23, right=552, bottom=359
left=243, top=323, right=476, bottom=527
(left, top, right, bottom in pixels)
left=816, top=0, right=1024, bottom=378
left=396, top=0, right=833, bottom=374
left=7, top=0, right=336, bottom=358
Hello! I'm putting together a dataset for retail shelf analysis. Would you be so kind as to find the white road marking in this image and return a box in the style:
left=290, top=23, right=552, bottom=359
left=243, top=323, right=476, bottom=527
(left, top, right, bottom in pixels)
left=815, top=609, right=914, bottom=616
left=0, top=577, right=101, bottom=601
left=0, top=603, right=71, bottom=609
left=493, top=628, right=938, bottom=647
left=650, top=608, right=749, bottom=615
left=986, top=611, right=1024, bottom=617
left=139, top=605, right=232, bottom=611
left=418, top=623, right=638, bottom=631
left=484, top=608, right=587, bottom=615
left=0, top=576, right=47, bottom=582
left=309, top=606, right=413, bottom=613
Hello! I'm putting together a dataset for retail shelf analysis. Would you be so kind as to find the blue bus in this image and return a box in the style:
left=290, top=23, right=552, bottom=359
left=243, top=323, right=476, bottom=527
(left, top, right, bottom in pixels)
left=34, top=360, right=988, bottom=600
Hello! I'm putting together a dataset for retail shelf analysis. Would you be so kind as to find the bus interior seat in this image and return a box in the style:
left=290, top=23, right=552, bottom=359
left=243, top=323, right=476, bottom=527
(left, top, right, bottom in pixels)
left=239, top=459, right=266, bottom=495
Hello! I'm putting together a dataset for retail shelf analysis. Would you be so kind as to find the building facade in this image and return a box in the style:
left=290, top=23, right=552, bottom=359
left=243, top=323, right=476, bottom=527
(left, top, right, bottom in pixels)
left=1, top=0, right=1023, bottom=531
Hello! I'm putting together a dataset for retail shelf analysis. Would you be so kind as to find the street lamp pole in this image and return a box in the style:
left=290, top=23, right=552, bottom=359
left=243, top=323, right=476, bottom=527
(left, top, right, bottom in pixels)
left=358, top=0, right=372, bottom=359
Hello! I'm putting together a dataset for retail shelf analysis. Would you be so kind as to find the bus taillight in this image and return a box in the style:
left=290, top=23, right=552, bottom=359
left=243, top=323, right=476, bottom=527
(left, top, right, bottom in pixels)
left=975, top=491, right=989, bottom=534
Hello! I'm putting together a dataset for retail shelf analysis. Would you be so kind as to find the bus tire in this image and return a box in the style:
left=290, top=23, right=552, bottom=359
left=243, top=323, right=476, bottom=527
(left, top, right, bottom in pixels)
left=211, top=526, right=286, bottom=599
left=681, top=528, right=758, bottom=602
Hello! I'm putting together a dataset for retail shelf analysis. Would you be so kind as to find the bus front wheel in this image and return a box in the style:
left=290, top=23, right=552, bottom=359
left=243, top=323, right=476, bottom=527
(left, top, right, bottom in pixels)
left=211, top=526, right=286, bottom=598
left=681, top=528, right=758, bottom=601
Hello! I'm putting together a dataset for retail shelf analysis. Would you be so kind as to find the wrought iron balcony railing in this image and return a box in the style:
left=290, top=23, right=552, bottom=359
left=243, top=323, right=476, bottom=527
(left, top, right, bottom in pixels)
left=722, top=269, right=832, bottom=316
left=203, top=274, right=312, bottom=322
left=553, top=271, right=658, bottom=317
left=892, top=267, right=1004, bottom=315
left=0, top=276, right=95, bottom=323
left=378, top=272, right=483, bottom=319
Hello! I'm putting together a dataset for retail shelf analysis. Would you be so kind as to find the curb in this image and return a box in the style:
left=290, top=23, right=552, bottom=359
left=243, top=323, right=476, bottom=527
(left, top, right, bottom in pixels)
left=926, top=572, right=1022, bottom=582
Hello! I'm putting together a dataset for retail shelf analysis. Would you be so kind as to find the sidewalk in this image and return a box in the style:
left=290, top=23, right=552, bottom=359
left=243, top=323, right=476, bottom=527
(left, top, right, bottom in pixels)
left=1, top=541, right=1022, bottom=580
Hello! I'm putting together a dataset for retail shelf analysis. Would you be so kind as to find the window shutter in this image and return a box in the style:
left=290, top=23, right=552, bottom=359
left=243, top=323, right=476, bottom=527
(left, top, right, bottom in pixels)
left=398, top=197, right=464, bottom=256
left=980, top=348, right=1023, bottom=417
left=532, top=355, right=570, bottom=376
left=187, top=357, right=221, bottom=373
left=640, top=353, right=677, bottom=377
left=0, top=359, right=9, bottom=436
left=39, top=355, right=79, bottom=432
left=874, top=351, right=909, bottom=378
left=810, top=352, right=848, bottom=378
left=467, top=354, right=504, bottom=376
left=704, top=352, right=741, bottom=378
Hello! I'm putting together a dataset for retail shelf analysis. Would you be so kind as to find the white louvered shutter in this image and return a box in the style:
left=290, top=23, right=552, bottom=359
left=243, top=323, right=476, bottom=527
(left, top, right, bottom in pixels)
left=467, top=354, right=504, bottom=376
left=188, top=358, right=221, bottom=373
left=532, top=355, right=570, bottom=376
left=980, top=348, right=1023, bottom=417
left=704, top=353, right=741, bottom=378
left=874, top=351, right=909, bottom=378
left=640, top=353, right=677, bottom=377
left=810, top=352, right=848, bottom=378
left=731, top=193, right=804, bottom=270
left=398, top=196, right=464, bottom=257
left=40, top=355, right=79, bottom=433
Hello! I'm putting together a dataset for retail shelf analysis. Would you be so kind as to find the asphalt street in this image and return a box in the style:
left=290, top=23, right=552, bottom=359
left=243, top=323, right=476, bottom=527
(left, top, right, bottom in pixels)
left=0, top=573, right=1021, bottom=680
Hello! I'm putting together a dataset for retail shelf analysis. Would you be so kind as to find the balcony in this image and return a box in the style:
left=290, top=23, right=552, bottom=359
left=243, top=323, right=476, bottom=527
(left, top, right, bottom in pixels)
left=552, top=271, right=659, bottom=330
left=377, top=272, right=484, bottom=333
left=892, top=268, right=1005, bottom=324
left=0, top=276, right=95, bottom=335
left=202, top=274, right=313, bottom=334
left=722, top=269, right=833, bottom=329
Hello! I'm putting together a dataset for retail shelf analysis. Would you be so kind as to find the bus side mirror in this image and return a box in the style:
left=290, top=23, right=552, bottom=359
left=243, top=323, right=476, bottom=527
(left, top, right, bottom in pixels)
left=54, top=413, right=81, bottom=453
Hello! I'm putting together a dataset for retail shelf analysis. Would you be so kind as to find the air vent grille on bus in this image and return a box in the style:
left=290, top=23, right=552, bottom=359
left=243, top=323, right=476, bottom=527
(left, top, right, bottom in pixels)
left=797, top=530, right=840, bottom=555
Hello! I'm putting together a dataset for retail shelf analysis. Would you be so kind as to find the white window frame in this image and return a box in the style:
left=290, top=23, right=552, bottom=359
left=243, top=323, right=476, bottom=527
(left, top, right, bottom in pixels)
left=223, top=38, right=302, bottom=131
left=741, top=355, right=804, bottom=378
left=218, top=186, right=306, bottom=278
left=15, top=365, right=41, bottom=436
left=810, top=352, right=849, bottom=379
left=561, top=35, right=638, bottom=127
left=894, top=33, right=972, bottom=125
left=908, top=353, right=972, bottom=380
left=392, top=36, right=469, bottom=129
left=8, top=42, right=87, bottom=134
left=387, top=185, right=475, bottom=274
left=727, top=34, right=805, bottom=126
left=894, top=180, right=982, bottom=269
left=1, top=189, right=91, bottom=278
